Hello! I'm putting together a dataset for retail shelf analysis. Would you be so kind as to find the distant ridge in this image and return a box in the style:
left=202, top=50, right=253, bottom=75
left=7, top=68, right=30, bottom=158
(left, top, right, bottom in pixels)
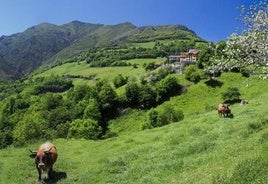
left=0, top=21, right=203, bottom=80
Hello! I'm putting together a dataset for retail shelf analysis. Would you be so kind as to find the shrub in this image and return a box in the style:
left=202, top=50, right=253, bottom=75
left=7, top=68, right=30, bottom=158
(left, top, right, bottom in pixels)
left=68, top=118, right=102, bottom=140
left=184, top=65, right=203, bottom=83
left=158, top=105, right=184, bottom=126
left=148, top=109, right=159, bottom=127
left=147, top=105, right=184, bottom=128
left=221, top=87, right=241, bottom=103
left=33, top=75, right=73, bottom=94
left=240, top=68, right=250, bottom=77
left=144, top=62, right=155, bottom=71
left=83, top=98, right=101, bottom=121
left=113, top=74, right=128, bottom=88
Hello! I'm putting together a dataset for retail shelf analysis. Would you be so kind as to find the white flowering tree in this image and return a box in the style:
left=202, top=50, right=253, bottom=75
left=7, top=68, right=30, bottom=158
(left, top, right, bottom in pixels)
left=208, top=1, right=268, bottom=78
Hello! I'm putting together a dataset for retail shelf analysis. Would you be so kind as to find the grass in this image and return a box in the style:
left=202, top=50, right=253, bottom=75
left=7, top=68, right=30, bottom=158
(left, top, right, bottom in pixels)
left=108, top=109, right=148, bottom=135
left=109, top=72, right=268, bottom=136
left=35, top=58, right=165, bottom=86
left=1, top=73, right=268, bottom=183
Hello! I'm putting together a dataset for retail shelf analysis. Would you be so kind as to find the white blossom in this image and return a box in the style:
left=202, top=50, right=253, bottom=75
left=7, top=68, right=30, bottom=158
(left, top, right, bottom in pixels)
left=212, top=1, right=268, bottom=78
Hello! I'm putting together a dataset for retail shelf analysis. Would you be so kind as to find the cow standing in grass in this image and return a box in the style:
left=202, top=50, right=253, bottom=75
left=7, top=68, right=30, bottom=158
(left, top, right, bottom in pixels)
left=217, top=104, right=231, bottom=117
left=29, top=142, right=58, bottom=183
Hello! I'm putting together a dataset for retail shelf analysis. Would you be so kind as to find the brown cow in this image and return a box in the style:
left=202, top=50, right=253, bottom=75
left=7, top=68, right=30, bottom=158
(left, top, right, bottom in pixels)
left=217, top=104, right=231, bottom=117
left=29, top=142, right=58, bottom=182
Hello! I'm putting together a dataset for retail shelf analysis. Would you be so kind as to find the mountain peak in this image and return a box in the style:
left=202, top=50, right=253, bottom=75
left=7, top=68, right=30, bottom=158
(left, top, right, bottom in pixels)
left=70, top=20, right=84, bottom=24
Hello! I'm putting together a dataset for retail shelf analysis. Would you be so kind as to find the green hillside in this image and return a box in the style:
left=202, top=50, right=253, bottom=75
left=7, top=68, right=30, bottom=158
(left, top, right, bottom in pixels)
left=1, top=7, right=267, bottom=182
left=43, top=22, right=137, bottom=69
left=34, top=58, right=165, bottom=86
left=0, top=21, right=104, bottom=79
left=1, top=73, right=268, bottom=184
left=0, top=22, right=208, bottom=151
left=108, top=72, right=268, bottom=136
left=0, top=21, right=202, bottom=79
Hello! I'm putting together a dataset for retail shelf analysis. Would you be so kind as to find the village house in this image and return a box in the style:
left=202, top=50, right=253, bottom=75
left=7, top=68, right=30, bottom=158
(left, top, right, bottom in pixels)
left=167, top=49, right=200, bottom=73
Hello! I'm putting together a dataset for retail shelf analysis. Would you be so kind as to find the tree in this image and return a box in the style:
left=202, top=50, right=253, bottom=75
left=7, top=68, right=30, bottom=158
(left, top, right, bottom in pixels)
left=125, top=82, right=140, bottom=107
left=95, top=80, right=118, bottom=134
left=0, top=113, right=13, bottom=148
left=203, top=41, right=227, bottom=78
left=197, top=43, right=215, bottom=69
left=67, top=84, right=95, bottom=103
left=211, top=1, right=268, bottom=78
left=41, top=93, right=62, bottom=110
left=97, top=81, right=118, bottom=112
left=13, top=112, right=51, bottom=145
left=139, top=84, right=157, bottom=109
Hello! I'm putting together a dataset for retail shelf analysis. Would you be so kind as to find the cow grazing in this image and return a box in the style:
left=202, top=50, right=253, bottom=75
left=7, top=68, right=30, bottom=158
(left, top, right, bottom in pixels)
left=29, top=142, right=58, bottom=183
left=217, top=104, right=231, bottom=117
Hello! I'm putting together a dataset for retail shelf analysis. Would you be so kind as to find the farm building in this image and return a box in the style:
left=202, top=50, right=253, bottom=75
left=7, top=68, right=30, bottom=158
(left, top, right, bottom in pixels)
left=167, top=49, right=200, bottom=73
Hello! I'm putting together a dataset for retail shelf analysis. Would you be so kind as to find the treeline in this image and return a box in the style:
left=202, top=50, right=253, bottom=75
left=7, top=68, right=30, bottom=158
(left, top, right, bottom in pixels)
left=0, top=67, right=184, bottom=148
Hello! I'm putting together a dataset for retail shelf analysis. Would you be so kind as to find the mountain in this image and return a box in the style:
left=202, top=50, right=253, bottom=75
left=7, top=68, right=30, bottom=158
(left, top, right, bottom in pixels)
left=0, top=21, right=203, bottom=80
left=0, top=21, right=103, bottom=79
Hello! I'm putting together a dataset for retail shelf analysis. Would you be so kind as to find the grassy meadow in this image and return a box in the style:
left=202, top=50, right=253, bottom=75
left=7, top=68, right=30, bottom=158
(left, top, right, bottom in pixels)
left=108, top=72, right=268, bottom=136
left=1, top=72, right=268, bottom=183
left=34, top=58, right=165, bottom=86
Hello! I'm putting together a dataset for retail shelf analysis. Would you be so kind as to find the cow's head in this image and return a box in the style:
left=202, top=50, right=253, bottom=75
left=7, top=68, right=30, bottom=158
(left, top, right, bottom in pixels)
left=223, top=104, right=230, bottom=109
left=29, top=148, right=53, bottom=169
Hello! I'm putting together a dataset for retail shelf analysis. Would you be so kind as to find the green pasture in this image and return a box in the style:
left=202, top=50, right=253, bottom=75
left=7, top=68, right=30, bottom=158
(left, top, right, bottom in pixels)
left=1, top=91, right=268, bottom=183
left=35, top=58, right=165, bottom=86
left=109, top=72, right=268, bottom=136
left=3, top=69, right=268, bottom=183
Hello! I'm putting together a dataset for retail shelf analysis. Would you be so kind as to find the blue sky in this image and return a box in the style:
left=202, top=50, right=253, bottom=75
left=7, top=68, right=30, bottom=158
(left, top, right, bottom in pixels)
left=0, top=0, right=261, bottom=42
